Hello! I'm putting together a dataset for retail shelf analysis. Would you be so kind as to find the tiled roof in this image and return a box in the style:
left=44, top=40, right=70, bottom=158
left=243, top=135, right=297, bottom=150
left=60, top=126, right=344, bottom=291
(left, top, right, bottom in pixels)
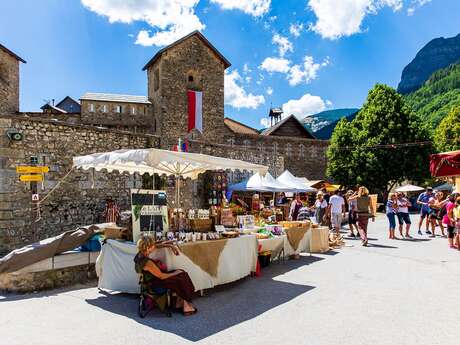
left=224, top=118, right=259, bottom=135
left=142, top=30, right=231, bottom=71
left=40, top=103, right=67, bottom=113
left=260, top=114, right=316, bottom=139
left=80, top=92, right=151, bottom=104
left=0, top=43, right=26, bottom=63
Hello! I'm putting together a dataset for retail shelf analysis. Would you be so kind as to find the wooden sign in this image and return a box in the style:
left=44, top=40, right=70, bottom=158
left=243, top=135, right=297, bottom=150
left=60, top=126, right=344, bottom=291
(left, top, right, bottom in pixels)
left=19, top=175, right=44, bottom=182
left=16, top=166, right=49, bottom=174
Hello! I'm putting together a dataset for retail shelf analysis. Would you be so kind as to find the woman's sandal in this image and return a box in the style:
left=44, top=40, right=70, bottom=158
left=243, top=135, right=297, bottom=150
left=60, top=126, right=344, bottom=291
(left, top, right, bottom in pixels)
left=183, top=307, right=198, bottom=316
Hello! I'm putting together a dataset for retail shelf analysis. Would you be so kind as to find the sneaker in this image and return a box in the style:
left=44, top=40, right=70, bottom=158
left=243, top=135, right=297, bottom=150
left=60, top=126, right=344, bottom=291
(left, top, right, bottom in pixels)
left=405, top=235, right=412, bottom=239
left=426, top=230, right=432, bottom=234
left=348, top=232, right=356, bottom=238
left=417, top=230, right=422, bottom=235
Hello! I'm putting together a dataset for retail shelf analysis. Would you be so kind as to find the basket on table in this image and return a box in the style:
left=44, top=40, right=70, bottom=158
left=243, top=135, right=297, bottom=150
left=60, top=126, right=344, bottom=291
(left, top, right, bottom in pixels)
left=189, top=218, right=213, bottom=232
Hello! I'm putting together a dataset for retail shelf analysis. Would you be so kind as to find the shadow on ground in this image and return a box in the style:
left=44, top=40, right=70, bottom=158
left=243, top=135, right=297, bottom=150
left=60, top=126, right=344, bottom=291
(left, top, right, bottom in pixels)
left=85, top=255, right=324, bottom=342
left=0, top=282, right=98, bottom=302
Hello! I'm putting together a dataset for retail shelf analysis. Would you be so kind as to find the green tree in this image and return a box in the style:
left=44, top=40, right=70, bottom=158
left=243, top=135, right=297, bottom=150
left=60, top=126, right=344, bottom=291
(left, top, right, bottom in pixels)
left=327, top=84, right=432, bottom=194
left=434, top=106, right=460, bottom=152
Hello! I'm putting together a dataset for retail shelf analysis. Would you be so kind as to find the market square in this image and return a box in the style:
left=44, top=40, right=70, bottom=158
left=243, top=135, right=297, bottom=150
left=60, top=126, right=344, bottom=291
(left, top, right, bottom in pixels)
left=1, top=1, right=460, bottom=345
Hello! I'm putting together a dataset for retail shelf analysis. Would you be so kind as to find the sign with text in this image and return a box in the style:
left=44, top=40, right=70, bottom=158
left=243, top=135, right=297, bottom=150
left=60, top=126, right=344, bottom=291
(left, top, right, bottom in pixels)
left=16, top=166, right=49, bottom=174
left=19, top=175, right=44, bottom=182
left=131, top=189, right=169, bottom=242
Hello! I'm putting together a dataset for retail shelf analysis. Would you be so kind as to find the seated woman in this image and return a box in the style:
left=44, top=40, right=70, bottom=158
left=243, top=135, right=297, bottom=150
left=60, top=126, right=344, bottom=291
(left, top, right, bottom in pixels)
left=134, top=235, right=197, bottom=316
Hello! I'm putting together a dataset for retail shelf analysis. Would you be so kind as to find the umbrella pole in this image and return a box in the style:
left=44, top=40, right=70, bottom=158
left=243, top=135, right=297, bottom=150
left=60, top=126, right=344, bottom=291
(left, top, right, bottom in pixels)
left=176, top=175, right=180, bottom=208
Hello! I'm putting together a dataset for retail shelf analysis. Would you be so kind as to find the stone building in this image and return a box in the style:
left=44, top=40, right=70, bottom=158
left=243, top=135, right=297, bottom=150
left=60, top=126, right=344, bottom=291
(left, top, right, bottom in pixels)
left=0, top=44, right=26, bottom=115
left=0, top=33, right=329, bottom=255
left=80, top=92, right=153, bottom=132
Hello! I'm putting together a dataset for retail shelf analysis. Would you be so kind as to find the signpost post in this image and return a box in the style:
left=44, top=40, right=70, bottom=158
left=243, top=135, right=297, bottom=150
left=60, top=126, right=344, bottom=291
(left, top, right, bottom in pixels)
left=16, top=158, right=49, bottom=241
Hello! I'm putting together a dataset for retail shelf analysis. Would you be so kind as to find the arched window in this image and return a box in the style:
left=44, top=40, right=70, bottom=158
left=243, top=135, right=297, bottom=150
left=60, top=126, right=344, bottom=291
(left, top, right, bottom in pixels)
left=299, top=144, right=305, bottom=158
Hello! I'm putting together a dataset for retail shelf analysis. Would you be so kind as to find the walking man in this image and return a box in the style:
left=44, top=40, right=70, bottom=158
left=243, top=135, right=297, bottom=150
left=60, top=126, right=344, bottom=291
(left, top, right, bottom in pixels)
left=328, top=190, right=346, bottom=235
left=417, top=187, right=433, bottom=235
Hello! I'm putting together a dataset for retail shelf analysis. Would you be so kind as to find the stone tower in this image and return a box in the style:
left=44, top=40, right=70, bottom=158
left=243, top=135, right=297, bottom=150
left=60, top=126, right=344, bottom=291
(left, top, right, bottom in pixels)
left=142, top=31, right=231, bottom=148
left=0, top=44, right=26, bottom=115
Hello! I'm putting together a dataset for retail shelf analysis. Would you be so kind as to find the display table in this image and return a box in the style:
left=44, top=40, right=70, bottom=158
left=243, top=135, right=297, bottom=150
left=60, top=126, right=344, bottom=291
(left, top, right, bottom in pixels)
left=305, top=226, right=330, bottom=253
left=283, top=227, right=310, bottom=256
left=258, top=235, right=285, bottom=259
left=96, top=235, right=258, bottom=294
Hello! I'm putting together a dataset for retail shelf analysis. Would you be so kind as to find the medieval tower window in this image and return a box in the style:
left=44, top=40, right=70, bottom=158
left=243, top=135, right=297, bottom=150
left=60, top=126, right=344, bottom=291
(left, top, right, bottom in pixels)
left=89, top=103, right=94, bottom=112
left=299, top=144, right=305, bottom=158
left=102, top=104, right=107, bottom=113
left=132, top=107, right=136, bottom=115
left=188, top=75, right=194, bottom=82
left=285, top=143, right=292, bottom=157
left=154, top=69, right=160, bottom=91
left=116, top=105, right=122, bottom=113
left=227, top=138, right=235, bottom=147
left=243, top=139, right=251, bottom=148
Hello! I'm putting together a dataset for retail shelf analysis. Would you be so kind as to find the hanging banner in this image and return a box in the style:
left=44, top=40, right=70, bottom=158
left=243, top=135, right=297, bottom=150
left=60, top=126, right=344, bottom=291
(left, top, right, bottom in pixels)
left=187, top=90, right=203, bottom=133
left=131, top=189, right=169, bottom=243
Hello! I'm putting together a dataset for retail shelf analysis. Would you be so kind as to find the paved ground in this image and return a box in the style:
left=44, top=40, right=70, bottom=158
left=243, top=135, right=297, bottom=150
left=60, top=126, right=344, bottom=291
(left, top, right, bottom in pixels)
left=1, top=214, right=460, bottom=345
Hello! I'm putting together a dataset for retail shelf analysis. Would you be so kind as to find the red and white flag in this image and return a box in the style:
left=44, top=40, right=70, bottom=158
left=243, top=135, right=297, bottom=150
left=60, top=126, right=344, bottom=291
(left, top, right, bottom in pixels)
left=187, top=90, right=202, bottom=133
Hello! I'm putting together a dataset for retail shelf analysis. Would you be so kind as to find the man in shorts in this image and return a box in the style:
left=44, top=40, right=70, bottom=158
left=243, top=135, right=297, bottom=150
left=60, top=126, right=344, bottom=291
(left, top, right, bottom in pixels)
left=328, top=190, right=346, bottom=235
left=417, top=187, right=433, bottom=235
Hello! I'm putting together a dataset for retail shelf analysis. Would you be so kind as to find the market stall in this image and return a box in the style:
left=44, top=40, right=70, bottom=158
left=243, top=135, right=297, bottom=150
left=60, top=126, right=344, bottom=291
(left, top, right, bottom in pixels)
left=96, top=235, right=258, bottom=293
left=430, top=150, right=460, bottom=192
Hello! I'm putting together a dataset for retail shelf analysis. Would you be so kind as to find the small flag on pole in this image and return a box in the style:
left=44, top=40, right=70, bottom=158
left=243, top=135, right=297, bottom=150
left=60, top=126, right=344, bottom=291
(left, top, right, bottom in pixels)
left=187, top=90, right=202, bottom=133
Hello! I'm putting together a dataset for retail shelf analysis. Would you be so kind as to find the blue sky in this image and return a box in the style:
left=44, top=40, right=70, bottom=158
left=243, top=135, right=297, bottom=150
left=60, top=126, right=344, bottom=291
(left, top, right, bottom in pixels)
left=1, top=0, right=459, bottom=129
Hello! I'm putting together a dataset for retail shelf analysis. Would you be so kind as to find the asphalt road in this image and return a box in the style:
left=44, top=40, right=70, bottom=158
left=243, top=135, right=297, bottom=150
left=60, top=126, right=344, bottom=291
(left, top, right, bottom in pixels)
left=1, top=214, right=459, bottom=345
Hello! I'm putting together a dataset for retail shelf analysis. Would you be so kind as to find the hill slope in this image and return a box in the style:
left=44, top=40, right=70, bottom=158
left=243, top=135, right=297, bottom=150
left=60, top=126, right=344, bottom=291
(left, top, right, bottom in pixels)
left=302, top=108, right=359, bottom=134
left=404, top=62, right=460, bottom=128
left=313, top=110, right=360, bottom=140
left=397, top=34, right=460, bottom=94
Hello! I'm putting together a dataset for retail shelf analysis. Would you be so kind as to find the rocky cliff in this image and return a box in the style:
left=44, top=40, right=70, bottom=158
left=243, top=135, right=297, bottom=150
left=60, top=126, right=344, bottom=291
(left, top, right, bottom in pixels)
left=397, top=34, right=460, bottom=94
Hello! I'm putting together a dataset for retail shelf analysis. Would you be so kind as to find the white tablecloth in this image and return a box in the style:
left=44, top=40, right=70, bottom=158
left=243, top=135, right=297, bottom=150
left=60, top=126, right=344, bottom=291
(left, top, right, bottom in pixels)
left=258, top=236, right=285, bottom=258
left=96, top=235, right=258, bottom=294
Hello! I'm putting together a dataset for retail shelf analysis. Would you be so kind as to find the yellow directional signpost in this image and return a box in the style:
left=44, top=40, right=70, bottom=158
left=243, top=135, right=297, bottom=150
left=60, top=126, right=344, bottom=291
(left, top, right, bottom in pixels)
left=19, top=174, right=44, bottom=182
left=16, top=166, right=49, bottom=174
left=16, top=160, right=49, bottom=240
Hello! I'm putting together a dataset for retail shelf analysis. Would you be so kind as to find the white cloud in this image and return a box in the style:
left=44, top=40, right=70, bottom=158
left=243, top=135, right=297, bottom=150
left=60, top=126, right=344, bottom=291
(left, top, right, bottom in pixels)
left=407, top=0, right=431, bottom=15
left=81, top=0, right=204, bottom=47
left=266, top=87, right=274, bottom=95
left=272, top=34, right=294, bottom=57
left=260, top=118, right=271, bottom=128
left=225, top=70, right=265, bottom=109
left=243, top=63, right=252, bottom=74
left=308, top=0, right=404, bottom=40
left=282, top=93, right=328, bottom=119
left=210, top=0, right=271, bottom=17
left=289, top=23, right=304, bottom=37
left=260, top=55, right=329, bottom=86
left=260, top=57, right=291, bottom=73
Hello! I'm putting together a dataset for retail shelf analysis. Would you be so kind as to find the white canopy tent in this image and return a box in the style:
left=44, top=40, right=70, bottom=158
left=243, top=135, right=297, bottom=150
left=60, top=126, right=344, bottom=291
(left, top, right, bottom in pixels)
left=227, top=172, right=296, bottom=193
left=73, top=148, right=269, bottom=206
left=395, top=184, right=425, bottom=192
left=276, top=170, right=317, bottom=193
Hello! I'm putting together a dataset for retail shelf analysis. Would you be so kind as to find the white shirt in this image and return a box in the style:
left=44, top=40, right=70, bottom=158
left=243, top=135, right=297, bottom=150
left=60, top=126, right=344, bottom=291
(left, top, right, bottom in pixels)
left=315, top=199, right=328, bottom=209
left=329, top=195, right=345, bottom=214
left=397, top=198, right=409, bottom=213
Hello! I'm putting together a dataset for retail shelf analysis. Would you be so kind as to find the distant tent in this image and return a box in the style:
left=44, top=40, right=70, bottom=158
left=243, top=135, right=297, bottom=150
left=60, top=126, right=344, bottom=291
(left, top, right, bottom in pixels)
left=276, top=171, right=317, bottom=193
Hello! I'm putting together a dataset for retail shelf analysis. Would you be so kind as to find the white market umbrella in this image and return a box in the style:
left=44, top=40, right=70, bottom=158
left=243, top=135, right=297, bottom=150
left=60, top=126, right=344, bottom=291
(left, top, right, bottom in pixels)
left=395, top=184, right=425, bottom=192
left=73, top=148, right=269, bottom=206
left=276, top=170, right=317, bottom=193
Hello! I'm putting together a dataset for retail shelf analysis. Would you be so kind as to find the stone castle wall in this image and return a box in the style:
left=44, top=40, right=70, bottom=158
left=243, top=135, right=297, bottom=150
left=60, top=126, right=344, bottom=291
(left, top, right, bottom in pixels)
left=0, top=115, right=160, bottom=256
left=0, top=49, right=20, bottom=115
left=223, top=133, right=329, bottom=179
